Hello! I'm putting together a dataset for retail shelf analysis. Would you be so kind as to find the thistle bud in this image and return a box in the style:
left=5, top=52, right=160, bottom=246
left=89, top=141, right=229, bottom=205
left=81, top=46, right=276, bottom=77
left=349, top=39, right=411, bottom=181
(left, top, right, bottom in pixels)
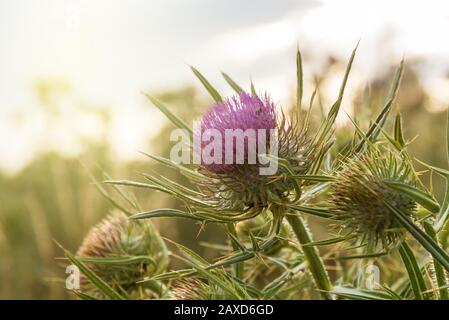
left=169, top=279, right=235, bottom=300
left=330, top=151, right=417, bottom=248
left=76, top=211, right=168, bottom=297
left=169, top=279, right=210, bottom=300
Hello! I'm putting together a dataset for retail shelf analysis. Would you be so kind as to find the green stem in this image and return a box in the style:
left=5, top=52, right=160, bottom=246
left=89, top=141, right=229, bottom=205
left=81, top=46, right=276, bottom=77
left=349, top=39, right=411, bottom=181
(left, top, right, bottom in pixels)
left=439, top=218, right=449, bottom=249
left=227, top=223, right=244, bottom=280
left=286, top=214, right=333, bottom=299
left=424, top=222, right=449, bottom=300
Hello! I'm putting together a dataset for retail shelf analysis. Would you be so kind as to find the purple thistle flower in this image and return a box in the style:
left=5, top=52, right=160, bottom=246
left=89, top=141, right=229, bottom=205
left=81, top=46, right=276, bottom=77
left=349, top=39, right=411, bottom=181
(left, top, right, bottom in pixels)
left=197, top=92, right=277, bottom=173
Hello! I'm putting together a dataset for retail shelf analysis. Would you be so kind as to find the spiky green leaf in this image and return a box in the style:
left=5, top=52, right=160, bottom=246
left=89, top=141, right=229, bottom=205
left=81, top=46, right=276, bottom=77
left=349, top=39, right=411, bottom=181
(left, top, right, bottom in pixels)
left=190, top=66, right=223, bottom=102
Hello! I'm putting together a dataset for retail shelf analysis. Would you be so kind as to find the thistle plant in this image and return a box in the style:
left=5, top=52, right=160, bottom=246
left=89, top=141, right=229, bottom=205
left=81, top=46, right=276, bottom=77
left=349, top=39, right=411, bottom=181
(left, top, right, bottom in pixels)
left=90, top=43, right=356, bottom=300
left=64, top=45, right=449, bottom=301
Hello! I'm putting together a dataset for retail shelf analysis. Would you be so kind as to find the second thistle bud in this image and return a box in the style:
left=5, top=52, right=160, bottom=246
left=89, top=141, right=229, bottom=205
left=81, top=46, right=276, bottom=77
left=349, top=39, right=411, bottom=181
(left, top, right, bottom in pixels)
left=329, top=150, right=417, bottom=248
left=76, top=211, right=168, bottom=298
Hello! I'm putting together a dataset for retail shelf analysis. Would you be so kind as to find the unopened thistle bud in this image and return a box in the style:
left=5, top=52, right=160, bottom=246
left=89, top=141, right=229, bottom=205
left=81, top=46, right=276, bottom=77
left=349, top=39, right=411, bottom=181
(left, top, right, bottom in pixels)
left=169, top=279, right=210, bottom=300
left=169, top=278, right=237, bottom=300
left=330, top=150, right=417, bottom=248
left=76, top=211, right=168, bottom=297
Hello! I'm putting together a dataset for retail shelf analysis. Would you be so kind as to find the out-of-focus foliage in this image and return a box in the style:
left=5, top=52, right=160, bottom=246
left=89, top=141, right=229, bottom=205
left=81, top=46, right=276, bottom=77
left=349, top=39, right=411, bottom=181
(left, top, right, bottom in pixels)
left=0, top=82, right=224, bottom=299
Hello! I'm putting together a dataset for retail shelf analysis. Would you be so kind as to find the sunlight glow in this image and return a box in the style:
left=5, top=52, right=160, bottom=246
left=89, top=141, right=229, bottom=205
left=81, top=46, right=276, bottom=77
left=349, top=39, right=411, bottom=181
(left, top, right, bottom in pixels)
left=2, top=0, right=449, bottom=172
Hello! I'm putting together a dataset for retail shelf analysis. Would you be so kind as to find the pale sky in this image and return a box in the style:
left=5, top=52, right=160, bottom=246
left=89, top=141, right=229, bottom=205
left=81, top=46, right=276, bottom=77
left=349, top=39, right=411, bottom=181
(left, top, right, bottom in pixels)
left=1, top=0, right=449, bottom=173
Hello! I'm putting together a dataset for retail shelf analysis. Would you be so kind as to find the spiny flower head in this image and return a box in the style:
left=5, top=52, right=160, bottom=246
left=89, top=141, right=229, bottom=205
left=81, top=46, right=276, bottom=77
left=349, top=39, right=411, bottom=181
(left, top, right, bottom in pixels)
left=76, top=211, right=168, bottom=297
left=193, top=92, right=314, bottom=214
left=169, top=279, right=211, bottom=300
left=198, top=92, right=276, bottom=173
left=169, top=278, right=240, bottom=300
left=330, top=150, right=417, bottom=248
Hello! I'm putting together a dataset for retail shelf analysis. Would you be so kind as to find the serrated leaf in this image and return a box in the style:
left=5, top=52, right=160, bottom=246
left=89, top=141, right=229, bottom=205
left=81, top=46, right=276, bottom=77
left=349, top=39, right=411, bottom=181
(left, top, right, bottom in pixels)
left=262, top=266, right=308, bottom=299
left=130, top=208, right=209, bottom=222
left=226, top=223, right=244, bottom=279
left=398, top=242, right=428, bottom=300
left=394, top=113, right=406, bottom=148
left=292, top=174, right=336, bottom=182
left=62, top=247, right=124, bottom=300
left=302, top=235, right=354, bottom=247
left=221, top=72, right=243, bottom=94
left=148, top=238, right=280, bottom=283
left=427, top=165, right=449, bottom=232
left=208, top=237, right=278, bottom=269
left=332, top=286, right=398, bottom=300
left=384, top=181, right=440, bottom=213
left=77, top=255, right=156, bottom=267
left=104, top=180, right=169, bottom=194
left=287, top=205, right=333, bottom=219
left=71, top=290, right=97, bottom=300
left=249, top=231, right=260, bottom=252
left=385, top=200, right=449, bottom=273
left=315, top=42, right=358, bottom=146
left=144, top=94, right=193, bottom=136
left=148, top=269, right=195, bottom=282
left=173, top=241, right=210, bottom=266
left=382, top=129, right=405, bottom=152
left=85, top=169, right=132, bottom=215
left=355, top=60, right=404, bottom=152
left=335, top=251, right=388, bottom=260
left=250, top=79, right=257, bottom=96
left=176, top=253, right=250, bottom=299
left=190, top=66, right=223, bottom=102
left=296, top=47, right=303, bottom=124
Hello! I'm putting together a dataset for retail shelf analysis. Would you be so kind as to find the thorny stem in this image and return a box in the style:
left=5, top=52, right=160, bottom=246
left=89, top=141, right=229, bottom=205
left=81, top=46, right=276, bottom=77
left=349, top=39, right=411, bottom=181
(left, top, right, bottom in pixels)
left=424, top=223, right=449, bottom=300
left=227, top=223, right=244, bottom=280
left=286, top=213, right=334, bottom=300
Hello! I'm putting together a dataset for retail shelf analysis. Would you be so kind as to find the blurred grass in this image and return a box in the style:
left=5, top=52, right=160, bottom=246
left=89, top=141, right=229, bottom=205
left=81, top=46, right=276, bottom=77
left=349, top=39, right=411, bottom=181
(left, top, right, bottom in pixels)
left=0, top=59, right=447, bottom=299
left=0, top=83, right=225, bottom=299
